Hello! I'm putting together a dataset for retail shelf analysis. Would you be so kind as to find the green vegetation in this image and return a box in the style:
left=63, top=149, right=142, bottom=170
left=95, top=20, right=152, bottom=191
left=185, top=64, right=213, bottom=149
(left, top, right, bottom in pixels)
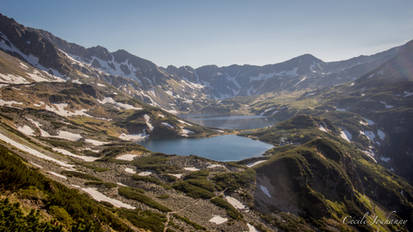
left=119, top=209, right=166, bottom=232
left=79, top=163, right=108, bottom=172
left=49, top=205, right=73, bottom=226
left=172, top=213, right=206, bottom=231
left=0, top=198, right=64, bottom=232
left=118, top=186, right=171, bottom=212
left=173, top=181, right=214, bottom=199
left=61, top=171, right=100, bottom=181
left=132, top=174, right=163, bottom=186
left=133, top=153, right=178, bottom=172
left=173, top=170, right=215, bottom=199
left=157, top=194, right=170, bottom=199
left=211, top=197, right=243, bottom=219
left=245, top=114, right=413, bottom=231
left=213, top=168, right=255, bottom=192
left=0, top=145, right=131, bottom=231
left=84, top=181, right=117, bottom=188
left=184, top=170, right=215, bottom=192
left=99, top=143, right=148, bottom=161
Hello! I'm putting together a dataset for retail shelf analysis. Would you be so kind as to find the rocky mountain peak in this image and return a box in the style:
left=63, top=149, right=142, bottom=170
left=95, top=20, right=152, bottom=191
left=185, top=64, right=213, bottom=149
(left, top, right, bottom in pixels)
left=86, top=45, right=111, bottom=61
left=0, top=13, right=72, bottom=76
left=111, top=48, right=131, bottom=62
left=294, top=53, right=323, bottom=63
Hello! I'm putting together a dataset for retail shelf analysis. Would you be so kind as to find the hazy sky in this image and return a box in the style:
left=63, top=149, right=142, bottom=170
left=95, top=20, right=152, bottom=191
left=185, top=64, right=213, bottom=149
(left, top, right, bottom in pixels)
left=2, top=0, right=413, bottom=67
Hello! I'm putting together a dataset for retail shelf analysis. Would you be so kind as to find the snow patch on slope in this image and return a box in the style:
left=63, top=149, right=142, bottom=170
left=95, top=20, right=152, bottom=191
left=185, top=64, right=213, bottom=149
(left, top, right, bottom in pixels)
left=85, top=139, right=108, bottom=146
left=47, top=171, right=67, bottom=179
left=52, top=147, right=99, bottom=162
left=225, top=196, right=245, bottom=210
left=161, top=122, right=174, bottom=129
left=0, top=132, right=73, bottom=168
left=119, top=132, right=148, bottom=141
left=246, top=223, right=258, bottom=232
left=377, top=129, right=386, bottom=140
left=45, top=103, right=90, bottom=117
left=184, top=167, right=199, bottom=172
left=339, top=129, right=352, bottom=142
left=98, top=97, right=142, bottom=110
left=260, top=185, right=271, bottom=198
left=0, top=73, right=28, bottom=84
left=17, top=125, right=35, bottom=136
left=0, top=99, right=23, bottom=107
left=247, top=160, right=266, bottom=167
left=81, top=187, right=135, bottom=209
left=116, top=154, right=138, bottom=161
left=124, top=167, right=136, bottom=174
left=143, top=114, right=153, bottom=131
left=47, top=130, right=82, bottom=141
left=318, top=125, right=328, bottom=132
left=209, top=215, right=228, bottom=224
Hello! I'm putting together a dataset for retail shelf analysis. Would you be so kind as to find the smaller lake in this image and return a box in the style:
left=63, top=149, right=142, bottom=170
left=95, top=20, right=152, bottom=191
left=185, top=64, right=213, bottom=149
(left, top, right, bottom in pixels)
left=179, top=114, right=274, bottom=130
left=141, top=135, right=273, bottom=161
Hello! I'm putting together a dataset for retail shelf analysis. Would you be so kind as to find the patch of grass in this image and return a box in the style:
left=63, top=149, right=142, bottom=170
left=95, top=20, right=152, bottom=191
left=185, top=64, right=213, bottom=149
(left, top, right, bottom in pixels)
left=183, top=169, right=209, bottom=179
left=173, top=170, right=216, bottom=199
left=157, top=194, right=169, bottom=200
left=84, top=181, right=117, bottom=188
left=49, top=205, right=73, bottom=226
left=0, top=198, right=64, bottom=231
left=17, top=186, right=47, bottom=201
left=186, top=178, right=215, bottom=192
left=80, top=163, right=108, bottom=172
left=61, top=171, right=100, bottom=181
left=172, top=213, right=206, bottom=231
left=183, top=170, right=215, bottom=192
left=132, top=175, right=163, bottom=185
left=133, top=154, right=178, bottom=172
left=213, top=168, right=255, bottom=192
left=172, top=181, right=214, bottom=199
left=119, top=209, right=166, bottom=232
left=211, top=197, right=243, bottom=219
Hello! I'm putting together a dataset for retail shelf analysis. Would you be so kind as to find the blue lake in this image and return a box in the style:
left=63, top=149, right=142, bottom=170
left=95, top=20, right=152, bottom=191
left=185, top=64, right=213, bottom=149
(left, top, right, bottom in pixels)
left=141, top=134, right=273, bottom=161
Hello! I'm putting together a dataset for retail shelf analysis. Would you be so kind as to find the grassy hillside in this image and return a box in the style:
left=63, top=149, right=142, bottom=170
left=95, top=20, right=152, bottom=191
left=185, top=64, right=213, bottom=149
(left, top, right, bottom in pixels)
left=243, top=115, right=413, bottom=231
left=0, top=144, right=135, bottom=231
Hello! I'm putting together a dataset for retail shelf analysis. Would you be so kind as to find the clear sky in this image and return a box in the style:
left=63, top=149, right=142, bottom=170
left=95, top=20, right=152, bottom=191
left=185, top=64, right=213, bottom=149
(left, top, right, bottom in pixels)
left=2, top=0, right=413, bottom=67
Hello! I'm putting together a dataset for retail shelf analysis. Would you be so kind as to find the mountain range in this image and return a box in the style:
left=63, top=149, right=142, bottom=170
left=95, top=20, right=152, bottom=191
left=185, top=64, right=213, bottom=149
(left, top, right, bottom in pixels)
left=0, top=13, right=403, bottom=113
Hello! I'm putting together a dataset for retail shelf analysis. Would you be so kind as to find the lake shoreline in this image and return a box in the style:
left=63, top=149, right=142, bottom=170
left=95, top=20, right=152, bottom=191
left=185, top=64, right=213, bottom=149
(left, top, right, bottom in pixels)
left=140, top=134, right=273, bottom=162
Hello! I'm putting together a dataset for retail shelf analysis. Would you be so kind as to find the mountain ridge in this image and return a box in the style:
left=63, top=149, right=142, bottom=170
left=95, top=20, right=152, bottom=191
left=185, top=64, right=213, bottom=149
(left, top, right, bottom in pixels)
left=0, top=12, right=406, bottom=114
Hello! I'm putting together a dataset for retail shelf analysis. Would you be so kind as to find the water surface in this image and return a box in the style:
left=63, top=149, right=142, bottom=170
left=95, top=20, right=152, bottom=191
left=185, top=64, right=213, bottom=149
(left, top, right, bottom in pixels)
left=141, top=134, right=273, bottom=161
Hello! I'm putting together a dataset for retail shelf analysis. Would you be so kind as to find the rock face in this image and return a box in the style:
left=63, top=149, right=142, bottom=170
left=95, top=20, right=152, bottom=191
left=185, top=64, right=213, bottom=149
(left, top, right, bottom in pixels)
left=164, top=49, right=399, bottom=99
left=0, top=14, right=73, bottom=76
left=39, top=29, right=171, bottom=87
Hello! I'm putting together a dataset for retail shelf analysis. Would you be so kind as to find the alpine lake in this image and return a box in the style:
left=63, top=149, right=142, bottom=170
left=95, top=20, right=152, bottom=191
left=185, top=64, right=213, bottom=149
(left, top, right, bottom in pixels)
left=140, top=114, right=274, bottom=161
